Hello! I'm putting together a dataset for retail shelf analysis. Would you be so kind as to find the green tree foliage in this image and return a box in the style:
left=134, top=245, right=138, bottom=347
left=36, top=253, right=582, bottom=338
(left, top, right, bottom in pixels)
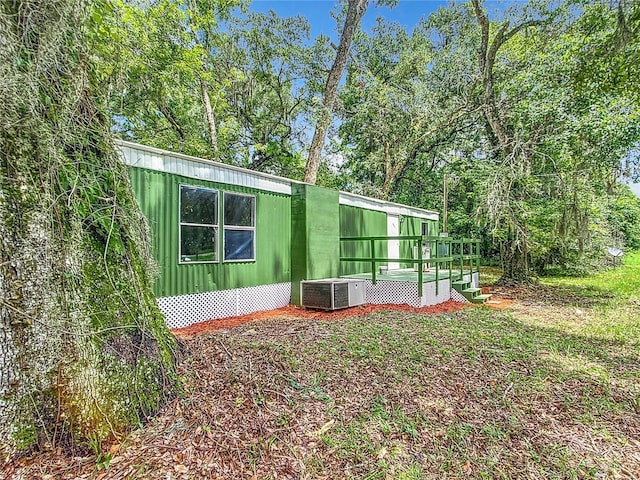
left=468, top=0, right=640, bottom=279
left=305, top=0, right=370, bottom=184
left=608, top=184, right=640, bottom=251
left=100, top=0, right=639, bottom=279
left=337, top=5, right=479, bottom=202
left=106, top=1, right=329, bottom=177
left=304, top=0, right=399, bottom=184
left=573, top=0, right=640, bottom=101
left=217, top=11, right=331, bottom=177
left=336, top=0, right=639, bottom=280
left=105, top=0, right=244, bottom=159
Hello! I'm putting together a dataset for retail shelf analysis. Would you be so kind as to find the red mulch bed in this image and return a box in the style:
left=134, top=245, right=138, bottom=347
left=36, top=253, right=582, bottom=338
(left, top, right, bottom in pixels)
left=481, top=286, right=515, bottom=310
left=172, top=300, right=472, bottom=338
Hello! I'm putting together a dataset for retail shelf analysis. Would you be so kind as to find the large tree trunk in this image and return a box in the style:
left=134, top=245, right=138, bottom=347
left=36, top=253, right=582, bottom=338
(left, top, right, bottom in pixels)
left=304, top=0, right=369, bottom=184
left=498, top=235, right=532, bottom=285
left=471, top=0, right=542, bottom=283
left=0, top=0, right=179, bottom=463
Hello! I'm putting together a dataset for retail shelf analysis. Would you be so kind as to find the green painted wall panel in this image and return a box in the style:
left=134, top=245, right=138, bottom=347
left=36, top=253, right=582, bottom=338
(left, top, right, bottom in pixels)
left=129, top=167, right=291, bottom=297
left=306, top=186, right=340, bottom=278
left=290, top=184, right=340, bottom=304
left=290, top=184, right=307, bottom=305
left=339, top=205, right=387, bottom=275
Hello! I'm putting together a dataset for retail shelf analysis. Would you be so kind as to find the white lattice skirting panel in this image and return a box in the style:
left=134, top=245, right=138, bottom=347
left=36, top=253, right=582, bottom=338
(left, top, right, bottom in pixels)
left=363, top=279, right=452, bottom=308
left=157, top=282, right=291, bottom=329
left=450, top=289, right=469, bottom=303
left=450, top=272, right=480, bottom=304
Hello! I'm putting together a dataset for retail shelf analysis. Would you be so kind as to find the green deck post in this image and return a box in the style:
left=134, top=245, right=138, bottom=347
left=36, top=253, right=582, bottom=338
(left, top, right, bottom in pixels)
left=417, top=238, right=423, bottom=296
left=447, top=238, right=452, bottom=290
left=450, top=240, right=460, bottom=281
left=459, top=239, right=464, bottom=279
left=371, top=238, right=377, bottom=284
left=470, top=238, right=474, bottom=274
left=435, top=237, right=439, bottom=295
left=472, top=239, right=475, bottom=274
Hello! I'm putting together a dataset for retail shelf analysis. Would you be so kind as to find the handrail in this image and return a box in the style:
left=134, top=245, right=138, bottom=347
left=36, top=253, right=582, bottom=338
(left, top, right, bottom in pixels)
left=339, top=235, right=481, bottom=296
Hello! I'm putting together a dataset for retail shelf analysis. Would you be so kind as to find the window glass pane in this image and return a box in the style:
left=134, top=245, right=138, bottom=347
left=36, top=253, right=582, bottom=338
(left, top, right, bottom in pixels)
left=181, top=186, right=217, bottom=225
left=181, top=225, right=216, bottom=262
left=224, top=193, right=254, bottom=226
left=224, top=229, right=254, bottom=260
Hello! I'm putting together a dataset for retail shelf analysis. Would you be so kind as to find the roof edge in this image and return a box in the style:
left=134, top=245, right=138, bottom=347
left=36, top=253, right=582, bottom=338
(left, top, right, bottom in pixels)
left=116, top=139, right=439, bottom=219
left=339, top=191, right=439, bottom=221
left=115, top=139, right=299, bottom=188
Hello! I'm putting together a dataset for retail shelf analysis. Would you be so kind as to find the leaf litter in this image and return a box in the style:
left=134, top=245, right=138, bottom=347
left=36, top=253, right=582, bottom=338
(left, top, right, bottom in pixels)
left=3, top=297, right=639, bottom=479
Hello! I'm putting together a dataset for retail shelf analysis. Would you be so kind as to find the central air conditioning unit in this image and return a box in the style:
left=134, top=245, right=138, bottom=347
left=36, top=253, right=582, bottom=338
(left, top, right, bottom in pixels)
left=301, top=279, right=366, bottom=310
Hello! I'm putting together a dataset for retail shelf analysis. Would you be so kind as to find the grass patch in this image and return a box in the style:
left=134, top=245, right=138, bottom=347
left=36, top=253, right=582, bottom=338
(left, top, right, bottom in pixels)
left=156, top=301, right=638, bottom=479
left=9, top=254, right=640, bottom=479
left=543, top=251, right=640, bottom=300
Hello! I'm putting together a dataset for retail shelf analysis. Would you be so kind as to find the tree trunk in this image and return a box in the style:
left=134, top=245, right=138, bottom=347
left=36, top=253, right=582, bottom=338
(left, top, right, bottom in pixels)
left=498, top=239, right=532, bottom=286
left=471, top=0, right=542, bottom=283
left=304, top=0, right=369, bottom=184
left=200, top=76, right=219, bottom=155
left=187, top=14, right=219, bottom=158
left=0, top=0, right=179, bottom=463
left=472, top=0, right=512, bottom=157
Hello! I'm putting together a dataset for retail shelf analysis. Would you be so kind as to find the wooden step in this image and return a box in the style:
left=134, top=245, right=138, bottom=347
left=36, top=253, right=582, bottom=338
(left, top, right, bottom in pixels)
left=471, top=294, right=493, bottom=304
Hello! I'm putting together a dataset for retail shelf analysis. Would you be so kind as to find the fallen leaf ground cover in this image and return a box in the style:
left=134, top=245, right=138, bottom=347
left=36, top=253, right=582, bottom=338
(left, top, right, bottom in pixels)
left=3, top=254, right=639, bottom=479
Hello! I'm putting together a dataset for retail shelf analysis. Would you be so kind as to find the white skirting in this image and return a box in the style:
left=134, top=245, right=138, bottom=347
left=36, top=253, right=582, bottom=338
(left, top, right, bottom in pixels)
left=158, top=282, right=292, bottom=329
left=362, top=278, right=452, bottom=307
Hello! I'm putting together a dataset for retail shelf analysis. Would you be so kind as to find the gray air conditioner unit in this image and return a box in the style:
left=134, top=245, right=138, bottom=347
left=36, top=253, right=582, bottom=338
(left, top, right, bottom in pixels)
left=301, top=279, right=366, bottom=310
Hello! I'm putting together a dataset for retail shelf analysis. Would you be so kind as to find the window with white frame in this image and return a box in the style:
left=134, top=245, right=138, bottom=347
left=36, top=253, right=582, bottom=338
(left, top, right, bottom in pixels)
left=223, top=192, right=256, bottom=261
left=179, top=185, right=218, bottom=263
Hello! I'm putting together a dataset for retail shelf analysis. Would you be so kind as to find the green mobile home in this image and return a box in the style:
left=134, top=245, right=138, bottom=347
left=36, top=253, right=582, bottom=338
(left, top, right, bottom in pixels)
left=118, top=141, right=481, bottom=328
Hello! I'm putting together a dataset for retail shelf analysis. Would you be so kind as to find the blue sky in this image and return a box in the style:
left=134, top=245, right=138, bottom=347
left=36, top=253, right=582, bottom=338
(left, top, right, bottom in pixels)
left=248, top=0, right=450, bottom=40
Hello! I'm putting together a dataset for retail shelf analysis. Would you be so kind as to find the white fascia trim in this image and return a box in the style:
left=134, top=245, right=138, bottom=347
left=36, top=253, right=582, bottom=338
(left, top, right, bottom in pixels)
left=116, top=140, right=293, bottom=195
left=339, top=191, right=439, bottom=221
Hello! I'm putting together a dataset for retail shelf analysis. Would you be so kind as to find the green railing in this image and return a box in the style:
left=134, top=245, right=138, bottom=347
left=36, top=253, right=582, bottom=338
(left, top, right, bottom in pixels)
left=339, top=235, right=481, bottom=296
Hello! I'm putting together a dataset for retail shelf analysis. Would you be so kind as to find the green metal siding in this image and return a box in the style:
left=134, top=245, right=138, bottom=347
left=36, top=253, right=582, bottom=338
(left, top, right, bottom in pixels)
left=290, top=184, right=340, bottom=304
left=339, top=205, right=387, bottom=275
left=129, top=167, right=291, bottom=297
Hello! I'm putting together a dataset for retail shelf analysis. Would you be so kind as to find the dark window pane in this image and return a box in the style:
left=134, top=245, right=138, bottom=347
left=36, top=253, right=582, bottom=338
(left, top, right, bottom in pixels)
left=224, top=229, right=254, bottom=260
left=181, top=186, right=217, bottom=225
left=224, top=193, right=254, bottom=226
left=181, top=225, right=216, bottom=262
